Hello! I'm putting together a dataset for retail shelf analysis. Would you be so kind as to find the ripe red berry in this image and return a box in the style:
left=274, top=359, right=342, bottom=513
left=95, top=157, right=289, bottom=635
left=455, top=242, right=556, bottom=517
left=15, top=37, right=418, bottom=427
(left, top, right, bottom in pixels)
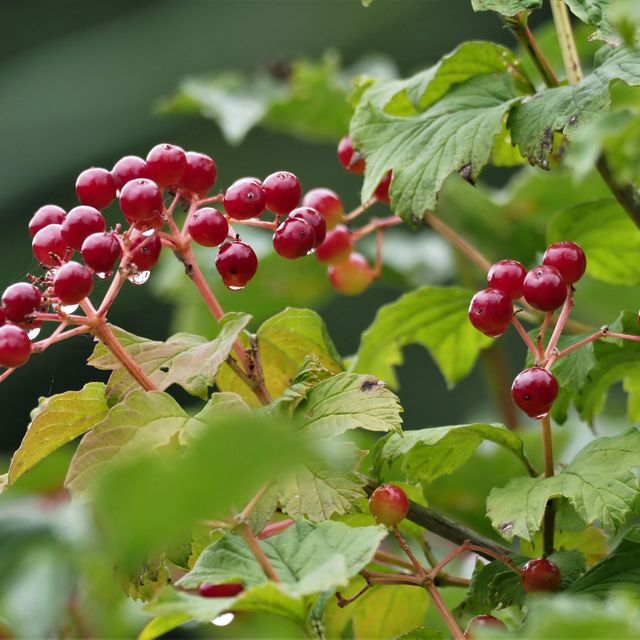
left=523, top=265, right=567, bottom=311
left=521, top=558, right=562, bottom=593
left=215, top=241, right=258, bottom=290
left=29, top=205, right=66, bottom=238
left=62, top=206, right=106, bottom=251
left=263, top=171, right=301, bottom=215
left=180, top=151, right=217, bottom=195
left=468, top=288, right=513, bottom=337
left=543, top=241, right=587, bottom=285
left=328, top=253, right=374, bottom=295
left=129, top=234, right=162, bottom=271
left=273, top=217, right=315, bottom=259
left=146, top=143, right=187, bottom=187
left=511, top=367, right=558, bottom=419
left=315, top=225, right=353, bottom=264
left=2, top=283, right=42, bottom=323
left=81, top=232, right=122, bottom=274
left=187, top=208, right=229, bottom=247
left=0, top=325, right=32, bottom=368
left=0, top=309, right=5, bottom=327
left=337, top=136, right=366, bottom=174
left=302, top=188, right=344, bottom=230
left=369, top=484, right=409, bottom=527
left=119, top=179, right=164, bottom=222
left=291, top=207, right=326, bottom=246
left=198, top=583, right=244, bottom=598
left=223, top=178, right=266, bottom=220
left=111, top=155, right=148, bottom=190
left=53, top=262, right=93, bottom=305
left=75, top=168, right=117, bottom=209
left=465, top=615, right=507, bottom=638
left=487, top=260, right=526, bottom=300
left=32, top=224, right=69, bottom=267
left=374, top=171, right=392, bottom=204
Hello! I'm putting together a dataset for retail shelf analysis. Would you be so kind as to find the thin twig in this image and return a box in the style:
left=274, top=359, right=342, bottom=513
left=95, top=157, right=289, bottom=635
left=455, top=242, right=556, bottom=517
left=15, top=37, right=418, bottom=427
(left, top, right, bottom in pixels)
left=239, top=523, right=280, bottom=583
left=344, top=197, right=378, bottom=222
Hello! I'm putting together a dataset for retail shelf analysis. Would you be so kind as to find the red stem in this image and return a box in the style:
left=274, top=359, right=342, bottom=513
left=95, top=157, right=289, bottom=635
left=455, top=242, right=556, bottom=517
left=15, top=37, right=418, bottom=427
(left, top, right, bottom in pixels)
left=544, top=289, right=574, bottom=360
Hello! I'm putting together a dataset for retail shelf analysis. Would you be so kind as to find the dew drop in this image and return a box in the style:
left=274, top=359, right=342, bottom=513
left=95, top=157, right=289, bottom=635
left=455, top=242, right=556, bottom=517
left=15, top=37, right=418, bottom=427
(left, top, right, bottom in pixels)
left=96, top=272, right=111, bottom=280
left=212, top=613, right=234, bottom=627
left=60, top=304, right=79, bottom=314
left=28, top=327, right=41, bottom=340
left=142, top=228, right=155, bottom=237
left=127, top=270, right=150, bottom=285
left=227, top=285, right=244, bottom=291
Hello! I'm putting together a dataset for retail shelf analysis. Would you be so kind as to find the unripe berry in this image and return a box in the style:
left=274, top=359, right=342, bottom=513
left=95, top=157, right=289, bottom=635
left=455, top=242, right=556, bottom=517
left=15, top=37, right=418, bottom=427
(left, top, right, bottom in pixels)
left=523, top=265, right=567, bottom=311
left=32, top=224, right=69, bottom=267
left=146, top=143, right=187, bottom=187
left=215, top=241, right=258, bottom=290
left=511, top=367, right=558, bottom=419
left=302, top=188, right=344, bottom=229
left=2, top=283, right=42, bottom=323
left=543, top=241, right=586, bottom=285
left=198, top=583, right=244, bottom=598
left=111, top=155, right=148, bottom=190
left=119, top=179, right=164, bottom=222
left=521, top=558, right=562, bottom=593
left=316, top=225, right=353, bottom=264
left=129, top=234, right=162, bottom=271
left=187, top=208, right=229, bottom=247
left=81, top=232, right=122, bottom=274
left=62, top=206, right=106, bottom=251
left=0, top=325, right=32, bottom=368
left=273, top=217, right=315, bottom=259
left=180, top=151, right=217, bottom=195
left=487, top=260, right=526, bottom=300
left=291, top=206, right=326, bottom=246
left=223, top=178, right=266, bottom=220
left=337, top=136, right=365, bottom=174
left=29, top=205, right=66, bottom=238
left=263, top=171, right=301, bottom=215
left=75, top=168, right=117, bottom=209
left=468, top=288, right=513, bottom=337
left=328, top=253, right=374, bottom=296
left=465, top=615, right=507, bottom=638
left=53, top=262, right=93, bottom=305
left=374, top=171, right=392, bottom=204
left=369, top=484, right=409, bottom=527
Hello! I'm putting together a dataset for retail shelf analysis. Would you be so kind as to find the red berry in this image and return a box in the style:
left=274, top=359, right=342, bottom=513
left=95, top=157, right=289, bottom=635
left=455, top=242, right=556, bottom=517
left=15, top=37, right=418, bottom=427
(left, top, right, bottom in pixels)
left=187, top=208, right=229, bottom=247
left=511, top=367, right=558, bottom=419
left=223, top=178, right=266, bottom=220
left=263, top=171, right=301, bottom=215
left=81, top=232, right=122, bottom=274
left=337, top=136, right=365, bottom=174
left=521, top=558, right=562, bottom=593
left=328, top=253, right=374, bottom=296
left=2, top=283, right=42, bottom=323
left=29, top=205, right=66, bottom=238
left=543, top=241, right=586, bottom=285
left=215, top=241, right=258, bottom=290
left=53, top=262, right=93, bottom=305
left=75, top=168, right=116, bottom=209
left=62, top=206, right=106, bottom=251
left=0, top=325, right=32, bottom=368
left=180, top=151, right=217, bottom=195
left=291, top=207, right=326, bottom=246
left=32, top=224, right=69, bottom=267
left=198, top=583, right=244, bottom=598
left=465, top=615, right=507, bottom=638
left=273, top=217, right=315, bottom=259
left=146, top=143, right=187, bottom=187
left=523, top=265, right=567, bottom=312
left=119, top=179, right=164, bottom=222
left=316, top=225, right=353, bottom=264
left=111, top=155, right=148, bottom=190
left=368, top=484, right=409, bottom=527
left=302, top=188, right=344, bottom=230
left=0, top=309, right=5, bottom=327
left=129, top=234, right=162, bottom=271
left=374, top=171, right=392, bottom=204
left=468, top=288, right=513, bottom=337
left=487, top=260, right=526, bottom=300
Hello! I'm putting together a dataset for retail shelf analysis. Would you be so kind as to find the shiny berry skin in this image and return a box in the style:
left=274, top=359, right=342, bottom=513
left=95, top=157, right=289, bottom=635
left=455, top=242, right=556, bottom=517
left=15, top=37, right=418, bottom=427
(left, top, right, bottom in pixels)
left=180, top=151, right=217, bottom=195
left=53, top=262, right=93, bottom=305
left=523, top=265, right=567, bottom=312
left=302, top=188, right=344, bottom=229
left=62, top=206, right=106, bottom=251
left=223, top=178, right=266, bottom=220
left=328, top=253, right=374, bottom=296
left=81, top=232, right=122, bottom=274
left=215, top=241, right=258, bottom=290
left=521, top=558, right=562, bottom=593
left=119, top=179, right=164, bottom=222
left=263, top=171, right=301, bottom=215
left=487, top=259, right=526, bottom=300
left=2, top=283, right=42, bottom=323
left=111, top=155, right=148, bottom=190
left=146, top=143, right=187, bottom=187
left=511, top=367, right=559, bottom=419
left=374, top=171, right=392, bottom=204
left=0, top=309, right=5, bottom=326
left=468, top=288, right=513, bottom=337
left=369, top=484, right=409, bottom=527
left=291, top=207, right=326, bottom=246
left=29, top=205, right=66, bottom=238
left=543, top=241, right=586, bottom=285
left=198, top=583, right=244, bottom=598
left=129, top=234, right=162, bottom=271
left=337, top=136, right=365, bottom=174
left=75, top=168, right=117, bottom=209
left=465, top=615, right=507, bottom=638
left=187, top=208, right=229, bottom=247
left=0, top=325, right=32, bottom=368
left=32, top=224, right=69, bottom=267
left=315, top=225, right=353, bottom=264
left=273, top=217, right=315, bottom=259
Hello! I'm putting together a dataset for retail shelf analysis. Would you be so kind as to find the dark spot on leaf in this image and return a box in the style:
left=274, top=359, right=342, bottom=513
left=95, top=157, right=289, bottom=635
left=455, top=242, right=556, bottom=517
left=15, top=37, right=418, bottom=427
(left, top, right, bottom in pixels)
left=568, top=114, right=578, bottom=126
left=459, top=164, right=475, bottom=185
left=160, top=366, right=169, bottom=373
left=361, top=378, right=383, bottom=392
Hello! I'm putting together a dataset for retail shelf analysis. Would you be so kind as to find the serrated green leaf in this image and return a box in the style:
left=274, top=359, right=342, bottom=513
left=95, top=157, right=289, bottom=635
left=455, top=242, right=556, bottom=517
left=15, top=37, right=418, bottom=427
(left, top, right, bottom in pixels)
left=471, top=0, right=543, bottom=16
left=564, top=0, right=621, bottom=46
left=350, top=287, right=493, bottom=389
left=521, top=526, right=609, bottom=567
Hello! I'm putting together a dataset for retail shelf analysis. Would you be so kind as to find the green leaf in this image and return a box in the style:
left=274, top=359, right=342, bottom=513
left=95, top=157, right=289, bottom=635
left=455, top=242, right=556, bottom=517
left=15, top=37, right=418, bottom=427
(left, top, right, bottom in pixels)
left=350, top=287, right=493, bottom=389
left=564, top=0, right=620, bottom=46
left=2, top=383, right=107, bottom=490
left=88, top=313, right=250, bottom=400
left=138, top=613, right=190, bottom=640
left=178, top=519, right=386, bottom=598
left=471, top=0, right=543, bottom=16
left=374, top=423, right=531, bottom=483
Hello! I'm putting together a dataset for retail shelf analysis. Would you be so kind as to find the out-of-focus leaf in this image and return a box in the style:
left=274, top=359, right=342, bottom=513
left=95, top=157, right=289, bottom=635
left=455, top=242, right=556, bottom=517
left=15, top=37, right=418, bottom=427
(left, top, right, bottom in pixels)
left=471, top=0, right=542, bottom=16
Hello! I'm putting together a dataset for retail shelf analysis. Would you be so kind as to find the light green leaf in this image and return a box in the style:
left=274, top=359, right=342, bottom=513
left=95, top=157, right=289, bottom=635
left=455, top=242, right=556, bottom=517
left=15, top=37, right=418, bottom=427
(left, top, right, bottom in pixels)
left=564, top=0, right=620, bottom=46
left=471, top=0, right=543, bottom=16
left=138, top=613, right=190, bottom=640
left=350, top=287, right=493, bottom=388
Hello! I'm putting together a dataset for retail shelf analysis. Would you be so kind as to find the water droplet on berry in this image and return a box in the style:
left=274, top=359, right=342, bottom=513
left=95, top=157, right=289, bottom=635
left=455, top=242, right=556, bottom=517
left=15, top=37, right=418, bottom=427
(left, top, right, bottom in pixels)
left=96, top=272, right=111, bottom=280
left=27, top=327, right=41, bottom=340
left=227, top=284, right=245, bottom=292
left=142, top=228, right=155, bottom=237
left=127, top=270, right=150, bottom=285
left=60, top=303, right=79, bottom=314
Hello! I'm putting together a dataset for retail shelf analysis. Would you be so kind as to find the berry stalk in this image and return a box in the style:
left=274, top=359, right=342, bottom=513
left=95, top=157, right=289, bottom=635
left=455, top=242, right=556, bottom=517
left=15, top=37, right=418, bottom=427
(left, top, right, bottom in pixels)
left=540, top=413, right=556, bottom=556
left=239, top=523, right=281, bottom=583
